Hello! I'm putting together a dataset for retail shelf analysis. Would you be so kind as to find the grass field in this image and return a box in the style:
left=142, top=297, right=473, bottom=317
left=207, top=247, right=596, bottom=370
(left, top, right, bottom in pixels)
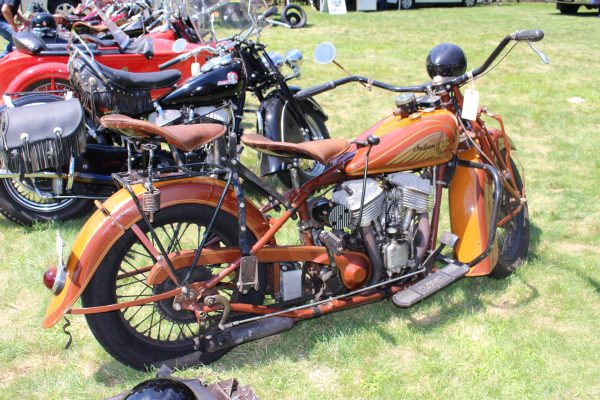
left=1, top=3, right=599, bottom=399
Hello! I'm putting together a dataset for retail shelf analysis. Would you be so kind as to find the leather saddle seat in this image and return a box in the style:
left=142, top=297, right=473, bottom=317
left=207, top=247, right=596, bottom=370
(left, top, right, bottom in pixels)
left=100, top=115, right=226, bottom=152
left=96, top=62, right=181, bottom=90
left=241, top=133, right=350, bottom=165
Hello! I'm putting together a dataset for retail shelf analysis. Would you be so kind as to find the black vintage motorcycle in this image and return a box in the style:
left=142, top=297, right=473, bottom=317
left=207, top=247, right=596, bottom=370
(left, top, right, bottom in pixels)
left=0, top=0, right=328, bottom=225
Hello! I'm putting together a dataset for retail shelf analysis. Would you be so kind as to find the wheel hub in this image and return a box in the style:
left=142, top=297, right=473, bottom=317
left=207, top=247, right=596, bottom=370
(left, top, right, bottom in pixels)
left=153, top=266, right=213, bottom=323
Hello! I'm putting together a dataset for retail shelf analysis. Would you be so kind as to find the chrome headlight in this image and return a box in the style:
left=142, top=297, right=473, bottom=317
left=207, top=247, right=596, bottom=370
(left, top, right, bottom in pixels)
left=265, top=51, right=284, bottom=70
left=285, top=49, right=303, bottom=70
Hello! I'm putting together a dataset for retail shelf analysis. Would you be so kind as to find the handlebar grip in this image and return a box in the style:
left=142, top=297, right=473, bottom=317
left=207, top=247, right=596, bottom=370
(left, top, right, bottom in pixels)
left=159, top=54, right=187, bottom=70
left=294, top=81, right=336, bottom=100
left=263, top=6, right=278, bottom=19
left=512, top=29, right=544, bottom=42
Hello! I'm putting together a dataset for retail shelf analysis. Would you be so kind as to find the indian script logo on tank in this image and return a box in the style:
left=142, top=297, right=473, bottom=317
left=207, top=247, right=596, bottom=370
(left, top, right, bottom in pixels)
left=217, top=72, right=239, bottom=86
left=388, top=132, right=451, bottom=165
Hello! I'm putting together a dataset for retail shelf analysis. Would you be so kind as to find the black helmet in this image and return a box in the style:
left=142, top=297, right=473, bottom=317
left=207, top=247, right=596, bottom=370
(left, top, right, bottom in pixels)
left=426, top=43, right=467, bottom=79
left=123, top=378, right=198, bottom=400
left=31, top=11, right=57, bottom=30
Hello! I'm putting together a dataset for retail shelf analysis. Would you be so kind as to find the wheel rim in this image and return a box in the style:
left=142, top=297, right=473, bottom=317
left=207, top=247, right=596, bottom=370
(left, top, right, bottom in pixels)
left=401, top=0, right=412, bottom=9
left=2, top=179, right=76, bottom=213
left=286, top=12, right=302, bottom=26
left=464, top=0, right=475, bottom=6
left=54, top=3, right=75, bottom=16
left=114, top=219, right=236, bottom=347
left=497, top=194, right=524, bottom=261
left=26, top=79, right=73, bottom=95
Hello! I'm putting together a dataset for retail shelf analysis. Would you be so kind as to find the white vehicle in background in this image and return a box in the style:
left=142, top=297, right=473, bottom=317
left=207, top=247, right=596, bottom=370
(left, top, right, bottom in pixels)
left=549, top=0, right=599, bottom=14
left=22, top=0, right=81, bottom=15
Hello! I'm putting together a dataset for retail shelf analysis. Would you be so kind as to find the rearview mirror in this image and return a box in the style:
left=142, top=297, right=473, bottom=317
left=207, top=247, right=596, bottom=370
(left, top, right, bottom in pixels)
left=172, top=38, right=188, bottom=53
left=314, top=42, right=336, bottom=65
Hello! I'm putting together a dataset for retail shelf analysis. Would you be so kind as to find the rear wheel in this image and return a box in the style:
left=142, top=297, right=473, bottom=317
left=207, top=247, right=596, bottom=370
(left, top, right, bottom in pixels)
left=490, top=153, right=529, bottom=279
left=82, top=204, right=266, bottom=370
left=0, top=94, right=94, bottom=226
left=24, top=78, right=73, bottom=95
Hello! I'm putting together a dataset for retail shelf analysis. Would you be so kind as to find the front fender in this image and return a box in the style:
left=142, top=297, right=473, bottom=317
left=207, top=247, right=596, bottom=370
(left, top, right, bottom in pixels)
left=259, top=87, right=328, bottom=177
left=6, top=62, right=69, bottom=93
left=42, top=177, right=271, bottom=328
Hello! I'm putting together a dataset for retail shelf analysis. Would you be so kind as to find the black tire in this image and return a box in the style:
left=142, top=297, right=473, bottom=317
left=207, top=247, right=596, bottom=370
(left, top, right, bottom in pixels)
left=81, top=204, right=267, bottom=370
left=273, top=101, right=330, bottom=188
left=48, top=0, right=79, bottom=15
left=281, top=5, right=307, bottom=29
left=490, top=153, right=529, bottom=279
left=557, top=3, right=580, bottom=14
left=0, top=94, right=94, bottom=226
left=399, top=0, right=414, bottom=10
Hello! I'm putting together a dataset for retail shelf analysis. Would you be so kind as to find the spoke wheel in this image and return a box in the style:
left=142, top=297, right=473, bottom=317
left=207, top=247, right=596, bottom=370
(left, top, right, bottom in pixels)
left=82, top=204, right=266, bottom=370
left=490, top=152, right=529, bottom=279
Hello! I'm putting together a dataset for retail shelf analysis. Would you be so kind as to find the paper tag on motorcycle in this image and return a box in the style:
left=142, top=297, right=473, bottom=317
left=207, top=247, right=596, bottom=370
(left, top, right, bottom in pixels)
left=461, top=89, right=479, bottom=121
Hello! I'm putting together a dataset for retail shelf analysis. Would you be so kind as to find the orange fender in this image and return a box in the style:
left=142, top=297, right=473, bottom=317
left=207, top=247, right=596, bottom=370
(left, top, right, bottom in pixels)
left=6, top=62, right=70, bottom=93
left=42, top=177, right=271, bottom=328
left=449, top=148, right=499, bottom=276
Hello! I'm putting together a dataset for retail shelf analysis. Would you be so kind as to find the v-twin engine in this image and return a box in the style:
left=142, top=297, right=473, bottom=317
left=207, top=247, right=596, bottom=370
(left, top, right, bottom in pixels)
left=322, top=172, right=432, bottom=277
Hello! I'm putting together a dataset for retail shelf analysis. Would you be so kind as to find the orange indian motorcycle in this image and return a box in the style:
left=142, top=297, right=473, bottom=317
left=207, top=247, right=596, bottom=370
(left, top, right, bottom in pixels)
left=41, top=30, right=547, bottom=370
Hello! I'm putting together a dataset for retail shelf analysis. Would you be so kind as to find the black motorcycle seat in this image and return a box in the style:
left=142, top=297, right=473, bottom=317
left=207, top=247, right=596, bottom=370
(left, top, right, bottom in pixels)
left=96, top=62, right=181, bottom=90
left=13, top=31, right=103, bottom=55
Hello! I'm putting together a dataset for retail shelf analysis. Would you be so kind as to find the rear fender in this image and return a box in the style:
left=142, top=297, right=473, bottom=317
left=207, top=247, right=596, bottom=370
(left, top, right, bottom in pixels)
left=6, top=62, right=69, bottom=93
left=449, top=148, right=499, bottom=276
left=42, top=177, right=271, bottom=328
left=258, top=87, right=328, bottom=177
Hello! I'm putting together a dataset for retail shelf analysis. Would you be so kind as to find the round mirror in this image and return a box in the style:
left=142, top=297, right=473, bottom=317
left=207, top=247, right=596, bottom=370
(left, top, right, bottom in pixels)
left=172, top=38, right=188, bottom=53
left=314, top=42, right=336, bottom=65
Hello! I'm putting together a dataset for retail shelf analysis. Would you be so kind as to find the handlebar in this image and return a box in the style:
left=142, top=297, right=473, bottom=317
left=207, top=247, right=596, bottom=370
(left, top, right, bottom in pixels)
left=511, top=29, right=544, bottom=42
left=263, top=6, right=279, bottom=19
left=295, top=29, right=545, bottom=100
left=159, top=45, right=219, bottom=70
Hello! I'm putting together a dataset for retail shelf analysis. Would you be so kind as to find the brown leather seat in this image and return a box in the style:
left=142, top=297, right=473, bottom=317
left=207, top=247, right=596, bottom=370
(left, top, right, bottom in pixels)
left=241, top=133, right=350, bottom=165
left=100, top=114, right=226, bottom=152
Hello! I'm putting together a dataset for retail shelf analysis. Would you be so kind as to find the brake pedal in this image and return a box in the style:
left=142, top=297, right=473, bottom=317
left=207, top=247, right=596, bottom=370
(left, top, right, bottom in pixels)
left=392, top=263, right=469, bottom=308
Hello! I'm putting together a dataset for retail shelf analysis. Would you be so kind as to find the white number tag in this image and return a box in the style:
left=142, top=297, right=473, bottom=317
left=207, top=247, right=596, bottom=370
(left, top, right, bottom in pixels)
left=461, top=89, right=479, bottom=121
left=191, top=62, right=201, bottom=76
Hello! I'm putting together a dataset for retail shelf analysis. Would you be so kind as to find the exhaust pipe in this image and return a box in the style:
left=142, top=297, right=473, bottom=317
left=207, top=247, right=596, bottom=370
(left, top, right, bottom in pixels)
left=205, top=317, right=295, bottom=353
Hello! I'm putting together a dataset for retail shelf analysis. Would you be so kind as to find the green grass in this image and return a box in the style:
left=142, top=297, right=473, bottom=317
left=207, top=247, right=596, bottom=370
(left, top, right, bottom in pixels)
left=1, top=3, right=600, bottom=398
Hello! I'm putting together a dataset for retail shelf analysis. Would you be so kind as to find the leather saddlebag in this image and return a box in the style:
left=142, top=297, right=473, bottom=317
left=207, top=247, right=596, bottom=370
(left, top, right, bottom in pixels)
left=0, top=99, right=86, bottom=173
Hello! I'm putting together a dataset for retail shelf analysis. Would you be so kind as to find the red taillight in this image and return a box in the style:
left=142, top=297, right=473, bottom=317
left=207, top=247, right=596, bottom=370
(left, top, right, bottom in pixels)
left=43, top=266, right=58, bottom=291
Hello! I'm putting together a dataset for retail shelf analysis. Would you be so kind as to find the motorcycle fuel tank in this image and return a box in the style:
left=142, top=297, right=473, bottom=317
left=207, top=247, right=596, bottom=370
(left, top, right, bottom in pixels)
left=345, top=109, right=459, bottom=176
left=159, top=61, right=245, bottom=108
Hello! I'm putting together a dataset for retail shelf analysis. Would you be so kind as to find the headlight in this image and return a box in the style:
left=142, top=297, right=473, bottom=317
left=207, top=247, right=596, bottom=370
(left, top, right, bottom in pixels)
left=285, top=49, right=303, bottom=69
left=265, top=51, right=284, bottom=70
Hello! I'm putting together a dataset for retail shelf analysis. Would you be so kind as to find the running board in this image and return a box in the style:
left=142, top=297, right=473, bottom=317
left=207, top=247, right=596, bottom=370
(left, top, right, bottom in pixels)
left=392, top=263, right=470, bottom=308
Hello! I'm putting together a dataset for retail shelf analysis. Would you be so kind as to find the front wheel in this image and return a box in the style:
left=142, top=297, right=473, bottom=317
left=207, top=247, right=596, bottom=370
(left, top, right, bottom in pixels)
left=490, top=153, right=529, bottom=279
left=281, top=5, right=307, bottom=29
left=557, top=3, right=580, bottom=14
left=275, top=104, right=330, bottom=188
left=81, top=204, right=266, bottom=370
left=399, top=0, right=414, bottom=10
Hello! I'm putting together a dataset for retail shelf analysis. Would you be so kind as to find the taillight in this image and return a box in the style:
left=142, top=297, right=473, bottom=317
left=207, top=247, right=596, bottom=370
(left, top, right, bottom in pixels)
left=43, top=266, right=57, bottom=290
left=43, top=265, right=66, bottom=294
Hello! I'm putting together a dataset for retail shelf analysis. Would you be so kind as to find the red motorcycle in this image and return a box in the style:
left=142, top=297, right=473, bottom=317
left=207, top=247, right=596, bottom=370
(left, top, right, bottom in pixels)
left=0, top=3, right=202, bottom=97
